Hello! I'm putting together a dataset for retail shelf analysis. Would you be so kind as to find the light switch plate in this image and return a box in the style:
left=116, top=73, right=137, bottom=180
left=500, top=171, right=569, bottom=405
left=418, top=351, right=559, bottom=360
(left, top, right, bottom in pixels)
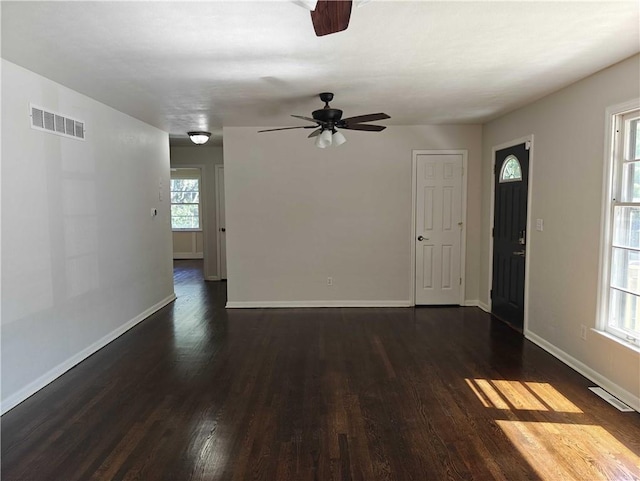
left=536, top=218, right=544, bottom=231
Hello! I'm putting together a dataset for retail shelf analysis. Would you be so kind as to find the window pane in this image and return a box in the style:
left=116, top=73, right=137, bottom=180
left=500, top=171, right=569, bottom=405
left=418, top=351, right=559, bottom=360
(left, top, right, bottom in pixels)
left=609, top=288, right=640, bottom=336
left=171, top=216, right=199, bottom=229
left=499, top=155, right=522, bottom=183
left=611, top=247, right=640, bottom=294
left=171, top=204, right=198, bottom=217
left=621, top=161, right=640, bottom=202
left=612, top=206, right=640, bottom=249
left=171, top=191, right=199, bottom=203
left=171, top=205, right=199, bottom=229
left=170, top=179, right=199, bottom=192
left=629, top=118, right=640, bottom=160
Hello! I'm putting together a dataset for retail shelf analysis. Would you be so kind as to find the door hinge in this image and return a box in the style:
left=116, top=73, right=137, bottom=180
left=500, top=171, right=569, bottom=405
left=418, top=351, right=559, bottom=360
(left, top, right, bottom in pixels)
left=459, top=278, right=462, bottom=286
left=525, top=140, right=531, bottom=150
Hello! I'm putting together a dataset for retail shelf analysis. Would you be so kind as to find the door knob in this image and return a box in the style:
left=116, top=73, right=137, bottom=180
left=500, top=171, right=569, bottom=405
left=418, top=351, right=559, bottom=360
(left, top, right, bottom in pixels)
left=513, top=250, right=525, bottom=257
left=417, top=235, right=428, bottom=241
left=220, top=228, right=226, bottom=232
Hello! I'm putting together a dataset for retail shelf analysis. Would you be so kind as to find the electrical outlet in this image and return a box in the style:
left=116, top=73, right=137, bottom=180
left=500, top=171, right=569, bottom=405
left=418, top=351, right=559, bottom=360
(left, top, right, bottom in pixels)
left=327, top=277, right=333, bottom=286
left=580, top=324, right=587, bottom=340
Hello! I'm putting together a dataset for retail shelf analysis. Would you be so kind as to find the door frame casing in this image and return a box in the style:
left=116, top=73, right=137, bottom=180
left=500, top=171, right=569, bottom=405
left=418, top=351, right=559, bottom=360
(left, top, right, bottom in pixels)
left=214, top=164, right=226, bottom=280
left=488, top=135, right=534, bottom=331
left=410, top=150, right=468, bottom=306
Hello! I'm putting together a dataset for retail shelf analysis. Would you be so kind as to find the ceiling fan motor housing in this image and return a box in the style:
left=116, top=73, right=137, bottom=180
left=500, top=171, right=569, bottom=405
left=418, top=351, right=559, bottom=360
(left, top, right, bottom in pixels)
left=313, top=92, right=342, bottom=128
left=312, top=108, right=343, bottom=125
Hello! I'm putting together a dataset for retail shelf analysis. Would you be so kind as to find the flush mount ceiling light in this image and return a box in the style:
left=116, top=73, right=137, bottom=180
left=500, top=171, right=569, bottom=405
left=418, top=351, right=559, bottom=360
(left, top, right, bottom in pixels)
left=187, top=131, right=211, bottom=145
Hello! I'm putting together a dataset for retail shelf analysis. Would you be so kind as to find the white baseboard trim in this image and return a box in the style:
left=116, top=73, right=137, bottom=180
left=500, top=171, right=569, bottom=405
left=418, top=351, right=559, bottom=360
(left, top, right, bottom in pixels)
left=204, top=275, right=220, bottom=281
left=173, top=253, right=203, bottom=259
left=0, top=293, right=177, bottom=415
left=525, top=329, right=640, bottom=413
left=463, top=300, right=490, bottom=312
left=226, top=300, right=412, bottom=309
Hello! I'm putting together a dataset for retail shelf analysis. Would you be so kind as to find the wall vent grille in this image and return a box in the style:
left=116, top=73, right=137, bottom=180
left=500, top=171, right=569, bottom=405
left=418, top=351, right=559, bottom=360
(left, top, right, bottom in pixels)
left=30, top=104, right=85, bottom=141
left=588, top=387, right=634, bottom=412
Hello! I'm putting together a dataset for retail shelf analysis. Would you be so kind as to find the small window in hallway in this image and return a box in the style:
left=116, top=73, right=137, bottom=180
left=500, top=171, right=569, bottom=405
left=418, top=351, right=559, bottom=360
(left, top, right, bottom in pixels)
left=171, top=171, right=201, bottom=230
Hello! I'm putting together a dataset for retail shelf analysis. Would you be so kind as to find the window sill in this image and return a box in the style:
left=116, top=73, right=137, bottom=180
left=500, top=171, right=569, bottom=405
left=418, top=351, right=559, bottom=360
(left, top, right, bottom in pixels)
left=172, top=229, right=202, bottom=233
left=591, top=328, right=640, bottom=354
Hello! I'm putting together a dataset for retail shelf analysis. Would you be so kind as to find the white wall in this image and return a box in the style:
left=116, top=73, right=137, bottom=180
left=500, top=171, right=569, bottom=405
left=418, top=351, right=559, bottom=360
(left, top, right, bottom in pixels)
left=1, top=60, right=175, bottom=413
left=172, top=231, right=204, bottom=259
left=223, top=125, right=482, bottom=306
left=170, top=145, right=224, bottom=279
left=481, top=54, right=640, bottom=410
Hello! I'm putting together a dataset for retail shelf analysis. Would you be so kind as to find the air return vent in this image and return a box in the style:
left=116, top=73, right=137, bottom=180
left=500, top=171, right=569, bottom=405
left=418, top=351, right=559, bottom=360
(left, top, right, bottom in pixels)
left=588, top=387, right=634, bottom=412
left=30, top=104, right=85, bottom=141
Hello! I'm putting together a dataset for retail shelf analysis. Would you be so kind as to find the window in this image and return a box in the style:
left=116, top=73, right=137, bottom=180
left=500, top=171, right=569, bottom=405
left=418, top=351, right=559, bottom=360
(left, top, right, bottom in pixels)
left=171, top=172, right=201, bottom=230
left=499, top=155, right=523, bottom=183
left=601, top=103, right=640, bottom=347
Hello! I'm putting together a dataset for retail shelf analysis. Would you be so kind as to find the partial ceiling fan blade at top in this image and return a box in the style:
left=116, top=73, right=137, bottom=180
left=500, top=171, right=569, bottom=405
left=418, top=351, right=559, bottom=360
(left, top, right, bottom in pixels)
left=340, top=123, right=387, bottom=132
left=311, top=0, right=352, bottom=37
left=257, top=125, right=317, bottom=133
left=308, top=128, right=322, bottom=138
left=341, top=113, right=390, bottom=125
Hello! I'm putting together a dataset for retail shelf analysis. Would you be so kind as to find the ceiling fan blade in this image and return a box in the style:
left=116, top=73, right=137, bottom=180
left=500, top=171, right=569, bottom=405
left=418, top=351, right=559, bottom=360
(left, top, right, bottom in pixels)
left=308, top=128, right=322, bottom=138
left=291, top=114, right=321, bottom=124
left=258, top=125, right=316, bottom=133
left=310, top=0, right=352, bottom=37
left=340, top=123, right=387, bottom=132
left=341, top=113, right=390, bottom=125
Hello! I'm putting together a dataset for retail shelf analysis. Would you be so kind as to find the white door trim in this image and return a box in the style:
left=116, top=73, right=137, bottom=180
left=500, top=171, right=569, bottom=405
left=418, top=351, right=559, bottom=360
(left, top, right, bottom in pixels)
left=488, top=135, right=534, bottom=332
left=214, top=164, right=226, bottom=280
left=411, top=150, right=468, bottom=306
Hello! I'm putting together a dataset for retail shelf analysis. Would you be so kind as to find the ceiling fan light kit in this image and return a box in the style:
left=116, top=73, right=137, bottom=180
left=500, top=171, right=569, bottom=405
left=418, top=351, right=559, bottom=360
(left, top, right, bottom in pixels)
left=332, top=130, right=347, bottom=146
left=187, top=131, right=211, bottom=145
left=258, top=92, right=390, bottom=149
left=315, top=128, right=333, bottom=148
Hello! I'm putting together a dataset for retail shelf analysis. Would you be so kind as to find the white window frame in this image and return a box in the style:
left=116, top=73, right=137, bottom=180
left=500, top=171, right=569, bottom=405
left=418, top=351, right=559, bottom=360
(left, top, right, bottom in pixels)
left=170, top=170, right=202, bottom=231
left=598, top=99, right=640, bottom=350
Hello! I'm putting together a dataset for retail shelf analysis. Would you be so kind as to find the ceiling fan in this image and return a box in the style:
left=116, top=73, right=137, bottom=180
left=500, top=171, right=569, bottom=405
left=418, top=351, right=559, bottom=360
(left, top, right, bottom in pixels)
left=258, top=92, right=390, bottom=148
left=296, top=0, right=371, bottom=36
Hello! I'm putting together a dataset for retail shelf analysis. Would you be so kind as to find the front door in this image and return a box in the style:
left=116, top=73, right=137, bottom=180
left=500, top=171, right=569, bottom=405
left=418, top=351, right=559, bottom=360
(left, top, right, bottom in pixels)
left=491, top=142, right=529, bottom=329
left=415, top=153, right=464, bottom=305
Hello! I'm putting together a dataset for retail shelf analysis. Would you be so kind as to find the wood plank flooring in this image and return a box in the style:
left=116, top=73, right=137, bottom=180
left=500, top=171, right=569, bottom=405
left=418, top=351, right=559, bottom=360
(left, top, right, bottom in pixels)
left=2, top=259, right=639, bottom=480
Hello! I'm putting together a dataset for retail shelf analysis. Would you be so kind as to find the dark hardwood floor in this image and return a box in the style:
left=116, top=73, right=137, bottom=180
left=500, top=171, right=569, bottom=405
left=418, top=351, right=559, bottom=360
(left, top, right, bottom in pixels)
left=2, top=259, right=639, bottom=480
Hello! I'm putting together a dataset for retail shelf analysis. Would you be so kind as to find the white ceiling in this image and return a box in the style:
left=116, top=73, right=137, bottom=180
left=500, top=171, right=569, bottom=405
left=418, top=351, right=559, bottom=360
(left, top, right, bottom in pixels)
left=2, top=1, right=638, bottom=146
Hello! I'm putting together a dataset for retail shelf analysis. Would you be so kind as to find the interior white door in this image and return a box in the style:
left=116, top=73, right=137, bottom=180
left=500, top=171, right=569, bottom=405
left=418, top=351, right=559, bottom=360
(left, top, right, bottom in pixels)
left=415, top=154, right=463, bottom=304
left=216, top=165, right=227, bottom=280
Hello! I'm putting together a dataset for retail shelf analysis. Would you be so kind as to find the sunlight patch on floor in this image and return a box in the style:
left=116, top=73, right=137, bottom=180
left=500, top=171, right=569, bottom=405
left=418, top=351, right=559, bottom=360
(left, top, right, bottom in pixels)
left=466, top=378, right=582, bottom=413
left=496, top=420, right=640, bottom=480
